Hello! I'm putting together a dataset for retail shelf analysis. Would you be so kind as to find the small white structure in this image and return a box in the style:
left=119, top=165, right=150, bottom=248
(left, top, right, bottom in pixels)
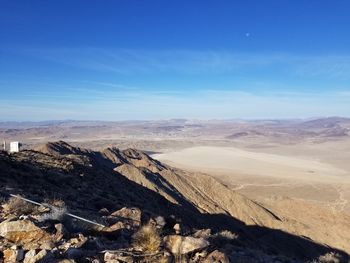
left=2, top=141, right=5, bottom=151
left=10, top=141, right=21, bottom=153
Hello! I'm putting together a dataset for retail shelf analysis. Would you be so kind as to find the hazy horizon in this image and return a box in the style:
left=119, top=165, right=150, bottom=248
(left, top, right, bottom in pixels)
left=1, top=116, right=350, bottom=123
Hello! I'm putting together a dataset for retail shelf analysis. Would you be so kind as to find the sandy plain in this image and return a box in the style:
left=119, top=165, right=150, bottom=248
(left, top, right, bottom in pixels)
left=153, top=143, right=350, bottom=213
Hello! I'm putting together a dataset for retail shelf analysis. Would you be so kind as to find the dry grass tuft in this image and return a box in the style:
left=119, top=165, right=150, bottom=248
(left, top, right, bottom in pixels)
left=209, top=230, right=238, bottom=247
left=132, top=224, right=161, bottom=253
left=317, top=252, right=341, bottom=263
left=44, top=198, right=66, bottom=208
left=39, top=206, right=67, bottom=222
left=2, top=196, right=37, bottom=215
left=215, top=230, right=238, bottom=240
left=39, top=199, right=67, bottom=222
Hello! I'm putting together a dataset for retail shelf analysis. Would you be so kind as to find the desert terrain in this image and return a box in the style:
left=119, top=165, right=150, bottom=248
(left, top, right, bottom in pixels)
left=2, top=141, right=350, bottom=262
left=2, top=117, right=350, bottom=214
left=153, top=143, right=350, bottom=214
left=1, top=118, right=350, bottom=261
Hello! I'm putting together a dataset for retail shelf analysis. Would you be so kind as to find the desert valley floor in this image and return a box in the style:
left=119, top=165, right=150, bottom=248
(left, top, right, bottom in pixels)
left=152, top=143, right=350, bottom=214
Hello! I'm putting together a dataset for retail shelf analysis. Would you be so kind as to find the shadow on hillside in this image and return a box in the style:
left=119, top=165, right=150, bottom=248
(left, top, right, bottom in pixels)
left=0, top=150, right=349, bottom=262
left=141, top=168, right=200, bottom=212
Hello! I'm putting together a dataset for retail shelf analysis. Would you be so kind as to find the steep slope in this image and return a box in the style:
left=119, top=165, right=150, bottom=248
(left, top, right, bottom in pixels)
left=38, top=142, right=281, bottom=226
left=105, top=146, right=280, bottom=226
left=101, top=145, right=350, bottom=255
left=0, top=141, right=348, bottom=261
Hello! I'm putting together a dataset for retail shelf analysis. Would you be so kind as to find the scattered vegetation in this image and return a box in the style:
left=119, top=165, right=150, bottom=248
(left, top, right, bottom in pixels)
left=39, top=199, right=67, bottom=222
left=209, top=230, right=239, bottom=247
left=215, top=230, right=238, bottom=240
left=132, top=224, right=162, bottom=253
left=317, top=252, right=341, bottom=263
left=39, top=206, right=67, bottom=222
left=2, top=196, right=37, bottom=215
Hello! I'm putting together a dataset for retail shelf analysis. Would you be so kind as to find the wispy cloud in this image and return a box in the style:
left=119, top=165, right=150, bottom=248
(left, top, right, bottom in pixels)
left=11, top=47, right=350, bottom=78
left=2, top=47, right=350, bottom=120
left=1, top=89, right=350, bottom=121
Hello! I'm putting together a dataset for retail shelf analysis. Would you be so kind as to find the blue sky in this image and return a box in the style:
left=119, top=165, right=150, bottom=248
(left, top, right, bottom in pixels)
left=1, top=0, right=350, bottom=121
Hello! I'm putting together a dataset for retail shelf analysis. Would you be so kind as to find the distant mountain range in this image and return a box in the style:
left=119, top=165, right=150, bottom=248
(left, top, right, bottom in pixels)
left=0, top=117, right=349, bottom=150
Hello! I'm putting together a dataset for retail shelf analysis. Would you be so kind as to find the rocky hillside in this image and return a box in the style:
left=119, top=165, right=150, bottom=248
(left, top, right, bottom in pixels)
left=0, top=141, right=349, bottom=262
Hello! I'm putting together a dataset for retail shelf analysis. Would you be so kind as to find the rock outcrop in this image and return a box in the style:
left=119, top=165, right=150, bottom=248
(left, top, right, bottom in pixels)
left=0, top=220, right=54, bottom=250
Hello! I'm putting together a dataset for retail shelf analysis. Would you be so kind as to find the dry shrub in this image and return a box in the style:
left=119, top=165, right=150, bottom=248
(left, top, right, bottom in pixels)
left=39, top=199, right=67, bottom=222
left=3, top=196, right=37, bottom=215
left=39, top=206, right=67, bottom=222
left=209, top=230, right=238, bottom=247
left=317, top=252, right=341, bottom=263
left=44, top=198, right=66, bottom=208
left=215, top=230, right=238, bottom=240
left=132, top=224, right=161, bottom=253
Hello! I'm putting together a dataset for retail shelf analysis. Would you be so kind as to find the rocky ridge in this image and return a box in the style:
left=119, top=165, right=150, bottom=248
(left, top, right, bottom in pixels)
left=0, top=141, right=349, bottom=262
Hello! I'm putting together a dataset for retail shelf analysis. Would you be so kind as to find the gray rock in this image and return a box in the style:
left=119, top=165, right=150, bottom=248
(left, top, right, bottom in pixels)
left=164, top=235, right=210, bottom=255
left=110, top=207, right=141, bottom=228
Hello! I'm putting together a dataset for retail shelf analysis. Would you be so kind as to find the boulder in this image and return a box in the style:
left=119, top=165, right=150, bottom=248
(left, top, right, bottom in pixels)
left=164, top=235, right=210, bottom=255
left=110, top=207, right=141, bottom=228
left=0, top=220, right=54, bottom=249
